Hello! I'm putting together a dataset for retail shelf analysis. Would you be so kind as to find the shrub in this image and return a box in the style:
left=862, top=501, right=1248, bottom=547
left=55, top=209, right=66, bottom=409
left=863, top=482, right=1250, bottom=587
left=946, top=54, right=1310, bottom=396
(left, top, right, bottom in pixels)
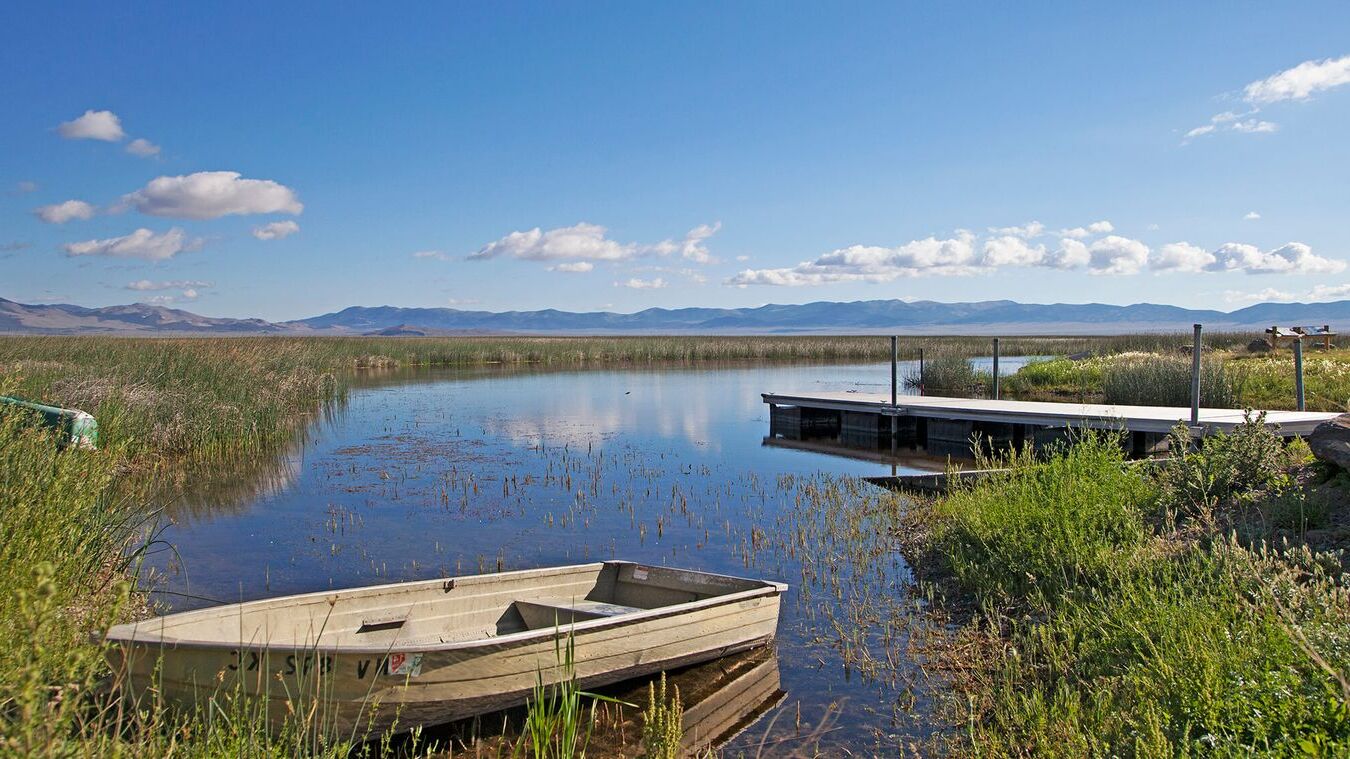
left=1155, top=414, right=1292, bottom=520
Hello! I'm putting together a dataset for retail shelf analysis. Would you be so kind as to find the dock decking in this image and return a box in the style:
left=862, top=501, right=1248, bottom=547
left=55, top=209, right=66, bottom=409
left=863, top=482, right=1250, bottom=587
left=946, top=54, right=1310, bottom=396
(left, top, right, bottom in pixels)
left=762, top=390, right=1338, bottom=459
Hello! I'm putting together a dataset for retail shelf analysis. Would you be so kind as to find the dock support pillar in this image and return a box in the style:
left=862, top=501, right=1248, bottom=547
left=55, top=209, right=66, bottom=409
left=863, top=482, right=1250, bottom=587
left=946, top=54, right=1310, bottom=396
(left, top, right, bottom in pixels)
left=992, top=337, right=1000, bottom=400
left=1190, top=324, right=1202, bottom=426
left=1294, top=337, right=1306, bottom=411
left=918, top=348, right=925, bottom=396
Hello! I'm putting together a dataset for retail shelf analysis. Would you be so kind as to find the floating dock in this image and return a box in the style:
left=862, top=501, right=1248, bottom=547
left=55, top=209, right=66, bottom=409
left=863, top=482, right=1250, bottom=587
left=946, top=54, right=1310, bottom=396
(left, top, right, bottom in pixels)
left=763, top=391, right=1338, bottom=458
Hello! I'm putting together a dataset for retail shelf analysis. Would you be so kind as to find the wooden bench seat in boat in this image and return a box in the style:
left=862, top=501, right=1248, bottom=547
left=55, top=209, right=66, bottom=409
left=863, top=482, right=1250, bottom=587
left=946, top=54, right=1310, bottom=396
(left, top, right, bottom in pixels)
left=514, top=598, right=643, bottom=629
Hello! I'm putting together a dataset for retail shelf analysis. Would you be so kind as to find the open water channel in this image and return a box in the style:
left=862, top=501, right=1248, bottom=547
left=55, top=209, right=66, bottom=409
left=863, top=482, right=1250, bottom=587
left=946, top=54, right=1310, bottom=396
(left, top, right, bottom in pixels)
left=148, top=358, right=1033, bottom=754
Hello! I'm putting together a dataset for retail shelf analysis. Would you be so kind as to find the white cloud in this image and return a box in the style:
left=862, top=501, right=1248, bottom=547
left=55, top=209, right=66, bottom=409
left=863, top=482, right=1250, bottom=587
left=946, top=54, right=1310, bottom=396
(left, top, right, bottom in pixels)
left=33, top=199, right=96, bottom=223
left=251, top=220, right=300, bottom=240
left=1230, top=119, right=1277, bottom=134
left=63, top=228, right=199, bottom=260
left=125, top=279, right=211, bottom=291
left=121, top=171, right=303, bottom=219
left=616, top=277, right=666, bottom=289
left=989, top=221, right=1044, bottom=239
left=1243, top=211, right=1261, bottom=220
left=549, top=261, right=594, bottom=273
left=677, top=222, right=720, bottom=263
left=1208, top=241, right=1344, bottom=274
left=1151, top=242, right=1216, bottom=273
left=1224, top=287, right=1295, bottom=304
left=412, top=250, right=450, bottom=261
left=1059, top=220, right=1114, bottom=239
left=1309, top=283, right=1350, bottom=301
left=1186, top=54, right=1350, bottom=141
left=469, top=222, right=721, bottom=265
left=1226, top=282, right=1350, bottom=304
left=1044, top=239, right=1090, bottom=269
left=981, top=236, right=1045, bottom=266
left=15, top=181, right=38, bottom=194
left=125, top=138, right=161, bottom=158
left=727, top=231, right=979, bottom=286
left=57, top=110, right=125, bottom=141
left=1087, top=236, right=1150, bottom=275
left=471, top=223, right=635, bottom=262
left=1243, top=54, right=1350, bottom=105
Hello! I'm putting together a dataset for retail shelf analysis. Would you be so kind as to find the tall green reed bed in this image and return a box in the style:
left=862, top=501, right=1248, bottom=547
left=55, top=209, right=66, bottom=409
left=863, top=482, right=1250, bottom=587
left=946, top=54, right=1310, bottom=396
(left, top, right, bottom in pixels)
left=917, top=432, right=1350, bottom=756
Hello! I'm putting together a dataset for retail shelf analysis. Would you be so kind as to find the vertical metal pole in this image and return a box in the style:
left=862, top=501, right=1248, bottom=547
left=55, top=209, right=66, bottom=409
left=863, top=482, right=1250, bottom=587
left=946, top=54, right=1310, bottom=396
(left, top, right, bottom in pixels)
left=890, top=336, right=898, bottom=407
left=992, top=337, right=1000, bottom=400
left=1294, top=336, right=1306, bottom=411
left=918, top=348, right=925, bottom=396
left=889, top=335, right=898, bottom=452
left=1190, top=323, right=1202, bottom=426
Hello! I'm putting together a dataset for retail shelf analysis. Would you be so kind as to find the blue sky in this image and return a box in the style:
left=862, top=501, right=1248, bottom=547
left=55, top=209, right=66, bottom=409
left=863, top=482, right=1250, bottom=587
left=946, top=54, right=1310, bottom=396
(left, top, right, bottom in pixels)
left=3, top=2, right=1350, bottom=321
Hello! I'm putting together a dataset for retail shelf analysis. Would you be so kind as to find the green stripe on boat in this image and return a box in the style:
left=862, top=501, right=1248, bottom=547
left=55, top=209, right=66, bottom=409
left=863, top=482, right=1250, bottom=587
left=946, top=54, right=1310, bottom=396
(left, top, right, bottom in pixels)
left=0, top=395, right=99, bottom=449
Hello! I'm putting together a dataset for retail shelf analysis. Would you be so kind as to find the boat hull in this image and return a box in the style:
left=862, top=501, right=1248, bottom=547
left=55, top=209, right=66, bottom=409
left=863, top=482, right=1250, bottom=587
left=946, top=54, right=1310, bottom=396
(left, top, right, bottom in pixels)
left=105, top=562, right=785, bottom=735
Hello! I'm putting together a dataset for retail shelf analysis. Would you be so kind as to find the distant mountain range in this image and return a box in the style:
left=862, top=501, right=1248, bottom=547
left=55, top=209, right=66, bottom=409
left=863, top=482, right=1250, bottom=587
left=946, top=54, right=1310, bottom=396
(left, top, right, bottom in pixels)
left=4, top=295, right=1350, bottom=336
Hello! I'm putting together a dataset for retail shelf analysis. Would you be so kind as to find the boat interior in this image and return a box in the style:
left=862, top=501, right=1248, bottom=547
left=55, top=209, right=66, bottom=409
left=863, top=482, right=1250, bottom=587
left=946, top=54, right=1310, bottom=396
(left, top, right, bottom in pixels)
left=111, top=562, right=775, bottom=649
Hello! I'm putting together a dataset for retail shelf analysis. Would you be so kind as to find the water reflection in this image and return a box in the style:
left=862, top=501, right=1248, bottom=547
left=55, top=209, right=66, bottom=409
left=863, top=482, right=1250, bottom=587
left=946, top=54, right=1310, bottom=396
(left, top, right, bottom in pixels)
left=147, top=359, right=1037, bottom=750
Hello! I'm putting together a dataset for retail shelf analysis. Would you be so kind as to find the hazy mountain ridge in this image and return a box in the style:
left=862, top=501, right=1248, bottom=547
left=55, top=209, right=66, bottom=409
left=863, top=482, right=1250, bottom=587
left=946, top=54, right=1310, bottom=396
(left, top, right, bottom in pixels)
left=3, top=295, right=1350, bottom=335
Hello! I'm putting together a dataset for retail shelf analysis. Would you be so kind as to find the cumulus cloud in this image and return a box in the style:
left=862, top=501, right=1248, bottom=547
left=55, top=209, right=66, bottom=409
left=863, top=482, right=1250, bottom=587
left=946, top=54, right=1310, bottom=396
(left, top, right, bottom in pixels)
left=125, top=279, right=211, bottom=291
left=1185, top=54, right=1350, bottom=141
left=57, top=110, right=125, bottom=141
left=63, top=228, right=199, bottom=260
left=120, top=171, right=303, bottom=219
left=616, top=277, right=666, bottom=289
left=33, top=200, right=96, bottom=223
left=1243, top=54, right=1350, bottom=104
left=1059, top=220, right=1114, bottom=239
left=727, top=222, right=1344, bottom=287
left=727, top=231, right=979, bottom=286
left=1086, top=236, right=1150, bottom=275
left=1244, top=211, right=1261, bottom=220
left=982, top=236, right=1046, bottom=266
left=549, top=262, right=594, bottom=273
left=1208, top=241, right=1344, bottom=274
left=125, top=138, right=161, bottom=158
left=1044, top=239, right=1090, bottom=269
left=251, top=220, right=299, bottom=240
left=468, top=222, right=721, bottom=265
left=1151, top=242, right=1216, bottom=273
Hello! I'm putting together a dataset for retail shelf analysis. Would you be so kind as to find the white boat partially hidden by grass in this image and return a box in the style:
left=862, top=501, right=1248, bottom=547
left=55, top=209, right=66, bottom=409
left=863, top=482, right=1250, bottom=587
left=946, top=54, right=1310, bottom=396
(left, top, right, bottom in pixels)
left=104, top=561, right=787, bottom=735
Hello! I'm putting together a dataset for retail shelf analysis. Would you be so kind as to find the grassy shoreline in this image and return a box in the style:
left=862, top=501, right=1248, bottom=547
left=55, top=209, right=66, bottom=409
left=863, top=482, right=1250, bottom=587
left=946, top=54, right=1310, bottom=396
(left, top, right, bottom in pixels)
left=900, top=428, right=1350, bottom=756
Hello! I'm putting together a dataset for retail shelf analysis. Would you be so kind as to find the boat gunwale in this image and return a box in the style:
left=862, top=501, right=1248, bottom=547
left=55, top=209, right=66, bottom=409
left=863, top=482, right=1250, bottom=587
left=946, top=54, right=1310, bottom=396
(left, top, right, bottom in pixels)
left=105, top=560, right=789, bottom=655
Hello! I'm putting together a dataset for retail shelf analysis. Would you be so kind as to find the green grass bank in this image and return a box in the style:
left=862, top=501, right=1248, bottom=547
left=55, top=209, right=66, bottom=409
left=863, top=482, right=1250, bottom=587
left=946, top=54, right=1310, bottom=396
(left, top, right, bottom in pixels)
left=905, top=427, right=1350, bottom=756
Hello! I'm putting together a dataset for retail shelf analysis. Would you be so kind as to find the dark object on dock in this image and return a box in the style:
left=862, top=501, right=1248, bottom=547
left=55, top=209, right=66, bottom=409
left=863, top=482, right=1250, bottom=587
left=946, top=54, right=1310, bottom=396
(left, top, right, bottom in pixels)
left=0, top=395, right=98, bottom=449
left=865, top=468, right=1010, bottom=494
left=1308, top=414, right=1350, bottom=471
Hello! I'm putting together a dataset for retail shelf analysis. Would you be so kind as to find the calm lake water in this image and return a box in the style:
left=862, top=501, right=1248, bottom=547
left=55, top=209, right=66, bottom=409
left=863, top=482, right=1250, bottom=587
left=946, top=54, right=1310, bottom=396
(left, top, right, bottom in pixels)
left=149, top=358, right=1034, bottom=753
